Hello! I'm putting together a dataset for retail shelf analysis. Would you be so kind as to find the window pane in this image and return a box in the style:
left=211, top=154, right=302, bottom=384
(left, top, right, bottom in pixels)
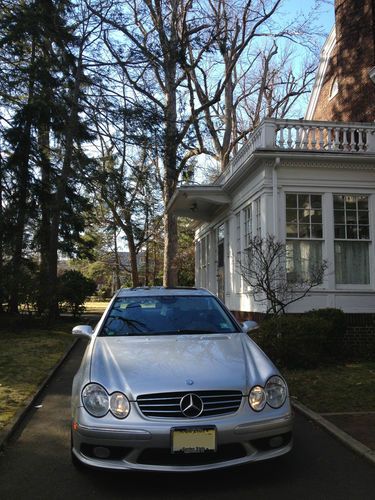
left=345, top=196, right=356, bottom=210
left=217, top=225, right=225, bottom=241
left=334, top=195, right=344, bottom=209
left=359, top=226, right=370, bottom=239
left=299, top=209, right=310, bottom=223
left=358, top=211, right=369, bottom=224
left=335, top=241, right=369, bottom=284
left=334, top=210, right=345, bottom=224
left=334, top=195, right=370, bottom=241
left=357, top=196, right=368, bottom=210
left=346, top=225, right=358, bottom=239
left=299, top=224, right=310, bottom=238
left=286, top=209, right=298, bottom=223
left=286, top=224, right=298, bottom=237
left=346, top=210, right=357, bottom=224
left=286, top=241, right=323, bottom=282
left=311, top=225, right=323, bottom=238
left=335, top=225, right=346, bottom=239
left=311, top=210, right=322, bottom=223
left=299, top=194, right=310, bottom=209
left=311, top=195, right=321, bottom=209
left=286, top=194, right=297, bottom=208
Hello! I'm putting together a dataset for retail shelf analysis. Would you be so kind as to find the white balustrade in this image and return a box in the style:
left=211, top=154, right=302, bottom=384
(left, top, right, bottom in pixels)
left=215, top=118, right=375, bottom=185
left=273, top=119, right=375, bottom=153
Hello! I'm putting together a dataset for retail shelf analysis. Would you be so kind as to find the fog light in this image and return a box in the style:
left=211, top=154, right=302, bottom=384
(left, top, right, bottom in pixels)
left=269, top=436, right=284, bottom=448
left=93, top=446, right=111, bottom=458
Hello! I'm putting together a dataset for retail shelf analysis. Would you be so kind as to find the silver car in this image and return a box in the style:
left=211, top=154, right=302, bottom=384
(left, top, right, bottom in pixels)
left=71, top=287, right=293, bottom=472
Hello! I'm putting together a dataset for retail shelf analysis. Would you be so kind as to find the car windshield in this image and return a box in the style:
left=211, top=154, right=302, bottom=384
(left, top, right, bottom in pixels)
left=100, top=295, right=239, bottom=336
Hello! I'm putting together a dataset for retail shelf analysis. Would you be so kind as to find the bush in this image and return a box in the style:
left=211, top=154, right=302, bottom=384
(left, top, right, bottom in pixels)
left=305, top=308, right=346, bottom=358
left=57, top=270, right=96, bottom=317
left=252, top=309, right=346, bottom=369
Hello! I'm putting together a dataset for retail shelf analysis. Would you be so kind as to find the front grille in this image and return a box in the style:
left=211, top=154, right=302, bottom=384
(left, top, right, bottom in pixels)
left=137, top=390, right=243, bottom=418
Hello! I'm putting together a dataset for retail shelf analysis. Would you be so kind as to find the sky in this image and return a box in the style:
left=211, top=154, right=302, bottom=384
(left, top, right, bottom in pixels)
left=286, top=0, right=335, bottom=34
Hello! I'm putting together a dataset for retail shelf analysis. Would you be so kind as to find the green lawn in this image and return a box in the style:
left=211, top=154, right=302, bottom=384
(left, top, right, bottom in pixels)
left=0, top=322, right=75, bottom=431
left=284, top=362, right=375, bottom=413
left=83, top=300, right=110, bottom=314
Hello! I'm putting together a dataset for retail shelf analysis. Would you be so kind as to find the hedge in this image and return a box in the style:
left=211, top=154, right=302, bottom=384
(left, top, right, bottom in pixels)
left=251, top=308, right=346, bottom=369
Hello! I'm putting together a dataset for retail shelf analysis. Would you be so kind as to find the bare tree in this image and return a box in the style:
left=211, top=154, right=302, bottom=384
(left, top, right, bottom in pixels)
left=85, top=0, right=325, bottom=287
left=238, top=235, right=328, bottom=316
left=187, top=0, right=320, bottom=171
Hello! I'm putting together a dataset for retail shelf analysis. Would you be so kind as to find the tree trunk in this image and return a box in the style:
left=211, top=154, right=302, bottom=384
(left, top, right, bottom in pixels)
left=37, top=123, right=51, bottom=315
left=144, top=202, right=149, bottom=286
left=47, top=53, right=83, bottom=321
left=123, top=212, right=139, bottom=287
left=162, top=59, right=179, bottom=287
left=221, top=70, right=234, bottom=171
left=113, top=228, right=121, bottom=289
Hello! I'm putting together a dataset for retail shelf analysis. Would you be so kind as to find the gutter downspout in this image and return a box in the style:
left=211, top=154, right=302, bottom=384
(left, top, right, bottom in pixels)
left=273, top=157, right=280, bottom=238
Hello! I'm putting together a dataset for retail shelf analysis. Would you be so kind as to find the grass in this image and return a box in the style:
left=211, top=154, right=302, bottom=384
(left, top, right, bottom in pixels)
left=0, top=320, right=75, bottom=431
left=83, top=300, right=110, bottom=314
left=284, top=362, right=375, bottom=413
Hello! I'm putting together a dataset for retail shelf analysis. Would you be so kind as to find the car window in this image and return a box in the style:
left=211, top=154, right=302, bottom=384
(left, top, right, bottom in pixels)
left=99, top=295, right=239, bottom=336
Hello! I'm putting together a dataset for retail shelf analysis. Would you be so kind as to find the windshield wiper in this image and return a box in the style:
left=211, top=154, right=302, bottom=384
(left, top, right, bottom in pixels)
left=134, top=329, right=217, bottom=335
left=105, top=316, right=146, bottom=333
left=176, top=329, right=217, bottom=334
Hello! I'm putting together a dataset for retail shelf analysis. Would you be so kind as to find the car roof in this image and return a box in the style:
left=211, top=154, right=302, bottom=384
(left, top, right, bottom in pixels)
left=116, top=287, right=214, bottom=298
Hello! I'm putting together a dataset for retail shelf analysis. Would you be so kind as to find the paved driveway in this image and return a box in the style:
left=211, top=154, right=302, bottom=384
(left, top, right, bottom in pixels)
left=1, top=341, right=374, bottom=500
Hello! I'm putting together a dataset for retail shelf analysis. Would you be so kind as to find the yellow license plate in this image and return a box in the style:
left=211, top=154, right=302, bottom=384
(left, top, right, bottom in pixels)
left=172, top=428, right=217, bottom=454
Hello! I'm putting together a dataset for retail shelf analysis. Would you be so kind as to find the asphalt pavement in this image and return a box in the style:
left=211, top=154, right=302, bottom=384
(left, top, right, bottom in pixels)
left=0, top=341, right=375, bottom=500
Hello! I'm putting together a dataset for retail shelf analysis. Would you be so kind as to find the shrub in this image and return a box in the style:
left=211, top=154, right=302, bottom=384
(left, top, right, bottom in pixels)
left=252, top=311, right=345, bottom=369
left=305, top=308, right=346, bottom=358
left=57, top=270, right=96, bottom=317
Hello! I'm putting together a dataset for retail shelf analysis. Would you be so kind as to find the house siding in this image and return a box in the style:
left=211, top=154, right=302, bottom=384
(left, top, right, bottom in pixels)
left=195, top=157, right=375, bottom=315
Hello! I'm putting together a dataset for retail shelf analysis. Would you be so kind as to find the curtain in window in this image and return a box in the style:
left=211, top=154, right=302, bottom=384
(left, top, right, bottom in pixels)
left=335, top=241, right=369, bottom=284
left=286, top=241, right=322, bottom=282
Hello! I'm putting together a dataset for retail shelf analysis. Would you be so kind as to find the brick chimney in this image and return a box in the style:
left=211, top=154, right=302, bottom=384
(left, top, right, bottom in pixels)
left=312, top=0, right=375, bottom=122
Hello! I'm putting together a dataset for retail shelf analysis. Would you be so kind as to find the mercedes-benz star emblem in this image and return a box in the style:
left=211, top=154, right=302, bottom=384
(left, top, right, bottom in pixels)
left=180, top=393, right=203, bottom=418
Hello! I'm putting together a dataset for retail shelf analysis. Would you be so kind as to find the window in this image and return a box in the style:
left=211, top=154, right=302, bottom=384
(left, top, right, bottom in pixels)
left=244, top=205, right=252, bottom=249
left=334, top=195, right=370, bottom=285
left=329, top=77, right=338, bottom=100
left=255, top=199, right=261, bottom=236
left=197, top=234, right=210, bottom=287
left=235, top=212, right=242, bottom=293
left=217, top=225, right=224, bottom=268
left=285, top=193, right=323, bottom=282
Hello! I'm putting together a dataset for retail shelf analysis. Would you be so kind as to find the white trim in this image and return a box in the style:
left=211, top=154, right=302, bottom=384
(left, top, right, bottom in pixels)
left=305, top=27, right=336, bottom=120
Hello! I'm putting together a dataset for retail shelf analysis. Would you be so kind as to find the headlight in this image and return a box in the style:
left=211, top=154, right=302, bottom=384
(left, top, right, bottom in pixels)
left=265, top=376, right=287, bottom=408
left=110, top=392, right=130, bottom=419
left=82, top=383, right=109, bottom=417
left=249, top=385, right=266, bottom=411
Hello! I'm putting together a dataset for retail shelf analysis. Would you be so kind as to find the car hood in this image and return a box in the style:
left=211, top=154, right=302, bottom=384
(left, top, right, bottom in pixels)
left=90, top=333, right=277, bottom=399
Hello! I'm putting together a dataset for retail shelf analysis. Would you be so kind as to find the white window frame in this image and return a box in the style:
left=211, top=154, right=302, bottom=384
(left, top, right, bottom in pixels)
left=285, top=193, right=324, bottom=283
left=333, top=194, right=371, bottom=289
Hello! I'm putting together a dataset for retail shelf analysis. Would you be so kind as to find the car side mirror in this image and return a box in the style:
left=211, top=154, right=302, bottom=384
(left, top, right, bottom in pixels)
left=72, top=325, right=93, bottom=340
left=241, top=320, right=259, bottom=334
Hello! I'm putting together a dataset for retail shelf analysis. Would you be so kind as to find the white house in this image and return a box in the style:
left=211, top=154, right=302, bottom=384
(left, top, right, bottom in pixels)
left=169, top=0, right=375, bottom=320
left=169, top=119, right=375, bottom=317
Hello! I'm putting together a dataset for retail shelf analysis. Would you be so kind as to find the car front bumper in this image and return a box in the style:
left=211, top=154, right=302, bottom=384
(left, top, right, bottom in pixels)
left=71, top=400, right=294, bottom=472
